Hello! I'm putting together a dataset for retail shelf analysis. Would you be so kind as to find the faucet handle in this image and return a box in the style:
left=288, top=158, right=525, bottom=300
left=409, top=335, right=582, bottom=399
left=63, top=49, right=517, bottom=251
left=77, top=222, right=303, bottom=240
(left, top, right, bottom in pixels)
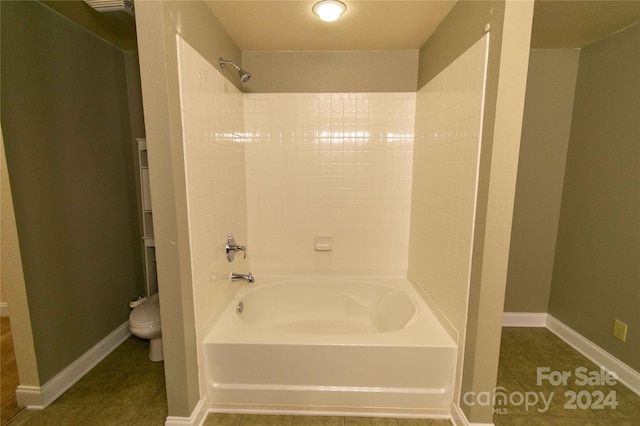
left=226, top=233, right=247, bottom=262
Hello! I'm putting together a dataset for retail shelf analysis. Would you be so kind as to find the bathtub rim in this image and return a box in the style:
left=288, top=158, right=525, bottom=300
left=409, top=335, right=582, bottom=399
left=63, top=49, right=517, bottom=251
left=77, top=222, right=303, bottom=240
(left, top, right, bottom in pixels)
left=234, top=277, right=422, bottom=334
left=203, top=275, right=456, bottom=348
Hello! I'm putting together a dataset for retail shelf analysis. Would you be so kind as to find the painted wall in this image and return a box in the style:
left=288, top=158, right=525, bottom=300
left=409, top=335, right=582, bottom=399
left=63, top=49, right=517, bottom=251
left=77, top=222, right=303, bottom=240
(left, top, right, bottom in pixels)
left=135, top=0, right=242, bottom=417
left=504, top=49, right=579, bottom=312
left=417, top=1, right=505, bottom=422
left=417, top=1, right=534, bottom=423
left=242, top=51, right=418, bottom=93
left=0, top=258, right=6, bottom=310
left=1, top=130, right=40, bottom=389
left=244, top=93, right=414, bottom=274
left=40, top=0, right=137, bottom=51
left=1, top=1, right=143, bottom=383
left=176, top=37, right=249, bottom=395
left=135, top=0, right=535, bottom=421
left=549, top=22, right=640, bottom=371
left=408, top=34, right=488, bottom=404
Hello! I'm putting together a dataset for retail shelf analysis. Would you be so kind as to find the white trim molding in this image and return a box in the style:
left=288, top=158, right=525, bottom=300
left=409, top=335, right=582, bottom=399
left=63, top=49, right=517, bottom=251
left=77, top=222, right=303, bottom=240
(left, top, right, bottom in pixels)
left=14, top=386, right=43, bottom=409
left=450, top=403, right=468, bottom=425
left=15, top=321, right=131, bottom=409
left=502, top=312, right=640, bottom=396
left=451, top=402, right=494, bottom=426
left=502, top=312, right=548, bottom=327
left=546, top=315, right=640, bottom=395
left=164, top=398, right=207, bottom=426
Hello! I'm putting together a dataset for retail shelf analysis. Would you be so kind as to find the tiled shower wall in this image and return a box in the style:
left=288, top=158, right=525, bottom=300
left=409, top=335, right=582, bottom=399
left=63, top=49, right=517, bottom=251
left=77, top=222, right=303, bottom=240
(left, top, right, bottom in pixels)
left=244, top=93, right=415, bottom=274
left=407, top=35, right=488, bottom=399
left=176, top=36, right=249, bottom=338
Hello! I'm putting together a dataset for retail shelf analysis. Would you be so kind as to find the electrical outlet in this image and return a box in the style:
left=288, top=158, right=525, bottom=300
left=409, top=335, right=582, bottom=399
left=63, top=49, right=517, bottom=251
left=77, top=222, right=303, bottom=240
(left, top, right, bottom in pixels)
left=612, top=319, right=628, bottom=342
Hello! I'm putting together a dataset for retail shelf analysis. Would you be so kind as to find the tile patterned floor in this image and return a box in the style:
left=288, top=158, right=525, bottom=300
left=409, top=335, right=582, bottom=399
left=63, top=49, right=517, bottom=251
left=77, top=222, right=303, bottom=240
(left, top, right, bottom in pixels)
left=203, top=414, right=450, bottom=425
left=5, top=328, right=639, bottom=425
left=6, top=336, right=167, bottom=426
left=494, top=327, right=640, bottom=425
left=1, top=318, right=22, bottom=425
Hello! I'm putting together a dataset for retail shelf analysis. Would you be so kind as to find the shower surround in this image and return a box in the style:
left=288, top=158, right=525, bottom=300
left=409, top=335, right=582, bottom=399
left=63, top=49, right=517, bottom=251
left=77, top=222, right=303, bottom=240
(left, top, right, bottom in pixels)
left=176, top=35, right=416, bottom=400
left=244, top=92, right=415, bottom=274
left=176, top=31, right=488, bottom=418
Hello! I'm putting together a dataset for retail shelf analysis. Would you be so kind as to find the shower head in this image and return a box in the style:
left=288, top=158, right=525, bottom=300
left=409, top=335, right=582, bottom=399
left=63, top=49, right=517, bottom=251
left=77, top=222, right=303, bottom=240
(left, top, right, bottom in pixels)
left=219, top=58, right=251, bottom=83
left=239, top=70, right=251, bottom=83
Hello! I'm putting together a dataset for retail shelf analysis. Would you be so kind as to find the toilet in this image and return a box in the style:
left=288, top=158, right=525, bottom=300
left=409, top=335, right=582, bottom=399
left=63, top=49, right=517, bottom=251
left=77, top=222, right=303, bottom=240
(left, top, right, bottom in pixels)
left=129, top=293, right=163, bottom=362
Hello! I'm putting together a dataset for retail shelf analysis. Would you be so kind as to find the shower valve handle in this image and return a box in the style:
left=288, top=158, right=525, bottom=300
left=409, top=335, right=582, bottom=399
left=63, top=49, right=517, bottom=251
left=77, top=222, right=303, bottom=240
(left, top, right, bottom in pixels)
left=226, top=233, right=247, bottom=261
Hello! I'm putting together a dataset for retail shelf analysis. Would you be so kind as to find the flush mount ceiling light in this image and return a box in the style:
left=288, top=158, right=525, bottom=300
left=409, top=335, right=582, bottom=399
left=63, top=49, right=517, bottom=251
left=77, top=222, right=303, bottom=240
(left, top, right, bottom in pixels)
left=312, top=0, right=347, bottom=22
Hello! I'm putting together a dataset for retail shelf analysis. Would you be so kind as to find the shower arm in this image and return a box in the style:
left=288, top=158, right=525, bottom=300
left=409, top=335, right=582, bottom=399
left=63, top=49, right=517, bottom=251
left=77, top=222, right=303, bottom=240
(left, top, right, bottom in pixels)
left=219, top=58, right=251, bottom=83
left=219, top=58, right=241, bottom=72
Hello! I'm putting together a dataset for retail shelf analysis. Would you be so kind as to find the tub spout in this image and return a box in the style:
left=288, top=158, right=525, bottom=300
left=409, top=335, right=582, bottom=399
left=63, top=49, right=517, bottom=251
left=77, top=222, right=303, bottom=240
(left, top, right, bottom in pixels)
left=231, top=272, right=255, bottom=284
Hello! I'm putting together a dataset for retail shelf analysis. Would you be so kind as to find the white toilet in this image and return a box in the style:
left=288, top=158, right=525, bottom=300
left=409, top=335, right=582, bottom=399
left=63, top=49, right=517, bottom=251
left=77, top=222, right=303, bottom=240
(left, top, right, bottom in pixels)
left=129, top=293, right=163, bottom=362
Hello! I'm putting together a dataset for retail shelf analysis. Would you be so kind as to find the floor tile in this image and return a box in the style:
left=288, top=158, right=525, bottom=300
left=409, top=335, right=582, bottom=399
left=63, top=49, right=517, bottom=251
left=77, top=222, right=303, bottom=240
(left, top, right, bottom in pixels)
left=395, top=418, right=450, bottom=425
left=100, top=369, right=164, bottom=406
left=344, top=417, right=397, bottom=425
left=147, top=384, right=168, bottom=407
left=203, top=413, right=242, bottom=426
left=241, top=414, right=293, bottom=425
left=7, top=404, right=94, bottom=426
left=131, top=406, right=169, bottom=426
left=495, top=415, right=555, bottom=425
left=6, top=328, right=639, bottom=426
left=497, top=327, right=640, bottom=425
left=78, top=405, right=142, bottom=426
left=291, top=415, right=344, bottom=425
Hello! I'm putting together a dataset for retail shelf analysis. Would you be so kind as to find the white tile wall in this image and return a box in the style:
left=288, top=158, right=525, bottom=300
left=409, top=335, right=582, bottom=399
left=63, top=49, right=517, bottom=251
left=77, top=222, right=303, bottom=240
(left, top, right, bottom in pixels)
left=244, top=93, right=415, bottom=275
left=176, top=32, right=487, bottom=403
left=176, top=36, right=249, bottom=337
left=407, top=35, right=488, bottom=399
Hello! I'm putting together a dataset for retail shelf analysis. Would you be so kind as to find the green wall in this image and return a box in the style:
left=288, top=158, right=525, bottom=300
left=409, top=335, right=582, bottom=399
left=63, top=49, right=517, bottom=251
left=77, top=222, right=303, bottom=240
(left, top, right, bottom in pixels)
left=504, top=49, right=579, bottom=312
left=134, top=0, right=242, bottom=416
left=417, top=1, right=530, bottom=423
left=1, top=1, right=144, bottom=382
left=549, top=22, right=640, bottom=371
left=242, top=50, right=418, bottom=93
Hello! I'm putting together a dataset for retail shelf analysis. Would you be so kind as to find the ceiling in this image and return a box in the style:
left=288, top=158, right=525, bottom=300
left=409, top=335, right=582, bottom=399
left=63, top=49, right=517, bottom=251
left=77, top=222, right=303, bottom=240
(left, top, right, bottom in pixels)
left=531, top=0, right=640, bottom=48
left=206, top=1, right=457, bottom=51
left=206, top=0, right=640, bottom=51
left=46, top=1, right=640, bottom=52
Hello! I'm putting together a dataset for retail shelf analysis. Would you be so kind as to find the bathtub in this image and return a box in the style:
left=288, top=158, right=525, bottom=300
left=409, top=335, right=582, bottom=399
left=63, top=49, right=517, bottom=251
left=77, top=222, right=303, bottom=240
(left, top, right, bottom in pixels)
left=204, top=277, right=456, bottom=417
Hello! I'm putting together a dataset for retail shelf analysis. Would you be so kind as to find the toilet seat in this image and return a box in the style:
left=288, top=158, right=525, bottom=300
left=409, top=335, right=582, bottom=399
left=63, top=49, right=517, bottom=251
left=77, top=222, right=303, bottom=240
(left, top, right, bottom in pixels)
left=129, top=293, right=161, bottom=335
left=129, top=293, right=163, bottom=361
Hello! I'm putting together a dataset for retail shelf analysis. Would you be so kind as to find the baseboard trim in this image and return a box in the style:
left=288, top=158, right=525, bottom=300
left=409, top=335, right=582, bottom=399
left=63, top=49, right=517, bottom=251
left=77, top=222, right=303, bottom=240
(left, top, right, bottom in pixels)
left=546, top=315, right=640, bottom=396
left=0, top=302, right=8, bottom=317
left=450, top=402, right=494, bottom=425
left=14, top=386, right=43, bottom=409
left=502, top=312, right=640, bottom=396
left=15, top=321, right=131, bottom=409
left=502, top=312, right=548, bottom=327
left=164, top=398, right=207, bottom=426
left=451, top=404, right=494, bottom=426
left=450, top=403, right=468, bottom=425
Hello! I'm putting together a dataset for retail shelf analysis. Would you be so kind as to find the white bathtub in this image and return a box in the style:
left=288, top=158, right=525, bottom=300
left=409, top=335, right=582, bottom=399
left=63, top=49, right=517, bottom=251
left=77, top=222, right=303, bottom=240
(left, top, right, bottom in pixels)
left=204, top=277, right=456, bottom=417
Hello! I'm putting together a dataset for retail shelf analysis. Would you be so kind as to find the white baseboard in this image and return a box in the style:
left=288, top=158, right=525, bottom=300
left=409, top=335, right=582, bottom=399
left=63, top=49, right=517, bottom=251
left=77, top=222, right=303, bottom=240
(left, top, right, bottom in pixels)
left=165, top=398, right=207, bottom=426
left=502, top=312, right=548, bottom=327
left=546, top=315, right=640, bottom=396
left=450, top=403, right=494, bottom=425
left=0, top=302, right=8, bottom=317
left=502, top=312, right=640, bottom=396
left=450, top=403, right=468, bottom=426
left=14, top=386, right=44, bottom=409
left=15, top=321, right=131, bottom=409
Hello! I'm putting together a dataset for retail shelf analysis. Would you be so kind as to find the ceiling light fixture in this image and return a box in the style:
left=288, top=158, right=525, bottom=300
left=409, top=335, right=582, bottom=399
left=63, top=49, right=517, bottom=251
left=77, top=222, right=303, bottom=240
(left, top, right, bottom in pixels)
left=312, top=0, right=347, bottom=22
